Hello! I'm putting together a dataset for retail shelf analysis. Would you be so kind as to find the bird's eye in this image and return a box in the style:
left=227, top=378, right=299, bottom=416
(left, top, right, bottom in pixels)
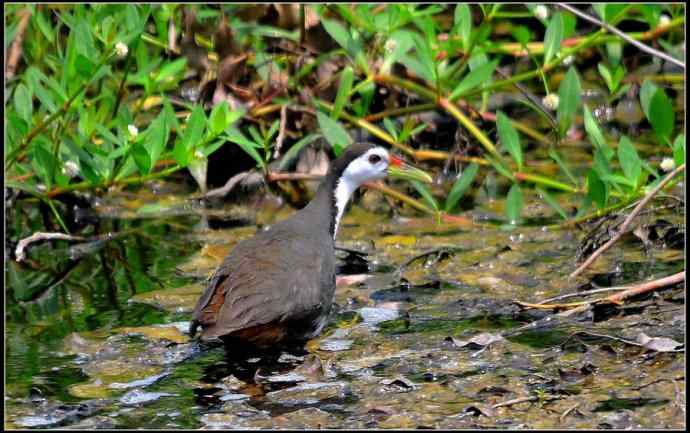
left=368, top=154, right=382, bottom=164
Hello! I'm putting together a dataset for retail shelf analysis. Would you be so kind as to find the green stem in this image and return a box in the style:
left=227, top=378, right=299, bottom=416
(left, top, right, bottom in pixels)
left=44, top=197, right=70, bottom=233
left=514, top=172, right=582, bottom=194
left=46, top=165, right=182, bottom=198
left=364, top=103, right=436, bottom=122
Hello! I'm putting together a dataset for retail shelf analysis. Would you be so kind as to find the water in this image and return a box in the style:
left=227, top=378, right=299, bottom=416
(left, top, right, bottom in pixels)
left=4, top=183, right=685, bottom=429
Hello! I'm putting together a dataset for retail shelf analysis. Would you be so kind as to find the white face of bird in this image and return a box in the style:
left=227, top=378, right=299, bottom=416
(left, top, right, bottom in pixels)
left=332, top=146, right=432, bottom=238
left=341, top=147, right=391, bottom=186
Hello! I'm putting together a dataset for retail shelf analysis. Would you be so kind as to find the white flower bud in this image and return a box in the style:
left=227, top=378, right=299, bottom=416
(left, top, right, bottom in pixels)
left=534, top=5, right=549, bottom=21
left=62, top=161, right=80, bottom=178
left=115, top=42, right=129, bottom=58
left=127, top=124, right=139, bottom=140
left=542, top=93, right=560, bottom=111
left=194, top=150, right=204, bottom=159
left=384, top=39, right=397, bottom=54
left=660, top=157, right=675, bottom=172
left=658, top=14, right=671, bottom=27
left=563, top=55, right=574, bottom=66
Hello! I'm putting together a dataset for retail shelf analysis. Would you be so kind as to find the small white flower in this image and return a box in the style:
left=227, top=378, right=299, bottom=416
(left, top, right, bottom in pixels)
left=384, top=39, right=397, bottom=54
left=660, top=157, right=675, bottom=172
left=194, top=150, right=204, bottom=159
left=115, top=42, right=129, bottom=58
left=127, top=124, right=139, bottom=140
left=563, top=55, right=574, bottom=66
left=534, top=5, right=549, bottom=21
left=658, top=14, right=671, bottom=27
left=36, top=184, right=47, bottom=192
left=542, top=93, right=560, bottom=111
left=62, top=161, right=80, bottom=178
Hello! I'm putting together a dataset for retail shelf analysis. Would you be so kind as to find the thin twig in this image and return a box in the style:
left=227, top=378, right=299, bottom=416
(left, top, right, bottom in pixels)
left=537, top=286, right=628, bottom=304
left=199, top=171, right=253, bottom=199
left=570, top=163, right=685, bottom=278
left=518, top=271, right=685, bottom=312
left=15, top=232, right=87, bottom=262
left=492, top=394, right=562, bottom=409
left=558, top=3, right=685, bottom=69
left=5, top=7, right=32, bottom=80
left=266, top=172, right=323, bottom=182
left=605, top=271, right=685, bottom=304
left=560, top=403, right=580, bottom=423
left=273, top=105, right=288, bottom=159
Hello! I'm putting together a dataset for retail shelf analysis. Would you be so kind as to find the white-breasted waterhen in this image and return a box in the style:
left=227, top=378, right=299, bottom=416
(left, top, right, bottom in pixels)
left=189, top=142, right=432, bottom=352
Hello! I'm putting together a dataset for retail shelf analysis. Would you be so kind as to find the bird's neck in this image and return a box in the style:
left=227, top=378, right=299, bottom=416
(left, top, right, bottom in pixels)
left=303, top=172, right=358, bottom=240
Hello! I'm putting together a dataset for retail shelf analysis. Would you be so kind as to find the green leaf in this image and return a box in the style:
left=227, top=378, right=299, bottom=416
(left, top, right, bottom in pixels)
left=32, top=81, right=57, bottom=114
left=380, top=29, right=415, bottom=74
left=617, top=136, right=641, bottom=185
left=225, top=128, right=265, bottom=169
left=583, top=105, right=613, bottom=159
left=604, top=5, right=627, bottom=23
left=75, top=53, right=95, bottom=78
left=639, top=5, right=662, bottom=28
left=209, top=101, right=229, bottom=136
left=155, top=58, right=187, bottom=84
left=14, top=83, right=33, bottom=122
left=200, top=140, right=226, bottom=158
left=146, top=113, right=169, bottom=170
left=511, top=25, right=531, bottom=46
left=278, top=133, right=322, bottom=171
left=182, top=106, right=206, bottom=151
left=316, top=111, right=352, bottom=156
left=597, top=63, right=613, bottom=92
left=383, top=117, right=398, bottom=141
left=648, top=88, right=674, bottom=142
left=35, top=10, right=55, bottom=42
left=496, top=111, right=522, bottom=170
left=412, top=180, right=439, bottom=211
left=548, top=148, right=578, bottom=187
left=536, top=187, right=567, bottom=219
left=587, top=169, right=608, bottom=208
left=505, top=183, right=523, bottom=224
left=672, top=134, right=685, bottom=166
left=132, top=141, right=151, bottom=174
left=601, top=173, right=635, bottom=188
left=449, top=59, right=498, bottom=100
left=445, top=163, right=478, bottom=212
left=321, top=18, right=367, bottom=72
left=332, top=66, right=354, bottom=120
left=30, top=141, right=57, bottom=188
left=605, top=42, right=623, bottom=67
left=352, top=80, right=375, bottom=117
left=543, top=12, right=564, bottom=65
left=557, top=67, right=581, bottom=137
left=639, top=80, right=658, bottom=120
left=454, top=4, right=472, bottom=50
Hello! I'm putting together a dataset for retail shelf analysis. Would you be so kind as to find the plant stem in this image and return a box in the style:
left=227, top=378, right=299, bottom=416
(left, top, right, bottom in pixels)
left=45, top=165, right=183, bottom=198
left=364, top=103, right=437, bottom=122
left=364, top=181, right=435, bottom=215
left=514, top=172, right=581, bottom=193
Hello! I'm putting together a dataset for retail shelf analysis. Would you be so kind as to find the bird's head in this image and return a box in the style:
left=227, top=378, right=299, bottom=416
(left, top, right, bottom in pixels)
left=333, top=143, right=432, bottom=187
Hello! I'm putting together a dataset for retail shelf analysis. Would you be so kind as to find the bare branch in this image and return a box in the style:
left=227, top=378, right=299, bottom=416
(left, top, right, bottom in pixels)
left=570, top=163, right=685, bottom=278
left=558, top=4, right=685, bottom=70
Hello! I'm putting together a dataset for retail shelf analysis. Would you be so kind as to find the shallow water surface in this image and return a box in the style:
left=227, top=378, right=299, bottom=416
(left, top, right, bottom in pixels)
left=4, top=187, right=685, bottom=429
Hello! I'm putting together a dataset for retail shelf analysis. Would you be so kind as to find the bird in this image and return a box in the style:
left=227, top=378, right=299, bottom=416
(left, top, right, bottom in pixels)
left=189, top=142, right=431, bottom=354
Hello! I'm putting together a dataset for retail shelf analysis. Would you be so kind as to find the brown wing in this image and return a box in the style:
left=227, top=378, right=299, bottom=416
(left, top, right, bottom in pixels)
left=191, top=228, right=334, bottom=341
